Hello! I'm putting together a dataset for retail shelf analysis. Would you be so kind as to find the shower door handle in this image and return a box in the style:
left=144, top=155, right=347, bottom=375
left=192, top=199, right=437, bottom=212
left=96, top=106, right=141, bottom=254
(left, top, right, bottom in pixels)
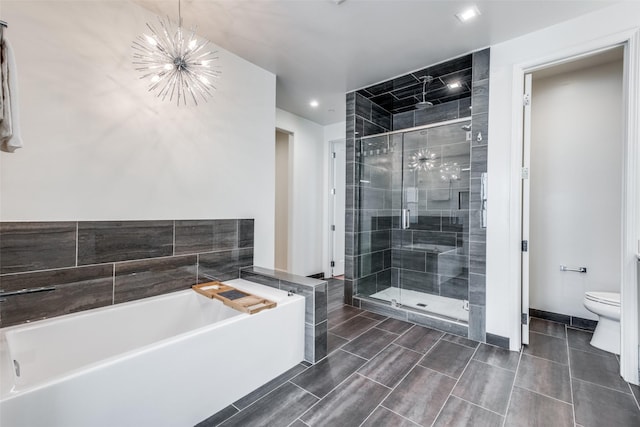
left=401, top=209, right=410, bottom=229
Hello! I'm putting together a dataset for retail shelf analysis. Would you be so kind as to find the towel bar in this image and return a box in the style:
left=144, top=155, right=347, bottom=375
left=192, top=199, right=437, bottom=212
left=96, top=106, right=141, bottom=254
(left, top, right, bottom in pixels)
left=560, top=265, right=587, bottom=273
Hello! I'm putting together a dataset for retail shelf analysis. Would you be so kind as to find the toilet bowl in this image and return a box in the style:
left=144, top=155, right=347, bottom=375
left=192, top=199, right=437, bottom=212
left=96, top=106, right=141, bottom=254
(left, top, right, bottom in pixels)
left=583, top=291, right=620, bottom=354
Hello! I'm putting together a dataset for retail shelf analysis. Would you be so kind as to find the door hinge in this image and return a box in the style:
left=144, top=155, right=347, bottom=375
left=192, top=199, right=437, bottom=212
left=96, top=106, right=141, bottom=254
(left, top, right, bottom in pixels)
left=523, top=93, right=531, bottom=106
left=521, top=167, right=529, bottom=179
left=521, top=240, right=528, bottom=252
left=521, top=313, right=528, bottom=325
left=331, top=225, right=335, bottom=231
left=330, top=261, right=335, bottom=267
left=332, top=152, right=336, bottom=158
left=331, top=188, right=336, bottom=195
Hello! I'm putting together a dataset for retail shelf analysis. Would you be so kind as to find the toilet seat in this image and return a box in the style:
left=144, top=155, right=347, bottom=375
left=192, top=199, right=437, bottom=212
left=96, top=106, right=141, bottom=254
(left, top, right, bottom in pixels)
left=585, top=291, right=620, bottom=307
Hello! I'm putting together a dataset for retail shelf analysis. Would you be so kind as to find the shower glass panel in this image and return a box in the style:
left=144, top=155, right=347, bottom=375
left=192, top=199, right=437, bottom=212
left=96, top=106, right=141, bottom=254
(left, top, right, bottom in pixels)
left=356, top=119, right=471, bottom=322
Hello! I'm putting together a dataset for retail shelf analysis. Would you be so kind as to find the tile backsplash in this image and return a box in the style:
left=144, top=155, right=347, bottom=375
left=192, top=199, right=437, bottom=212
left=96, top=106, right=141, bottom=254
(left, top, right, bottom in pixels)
left=0, top=219, right=254, bottom=327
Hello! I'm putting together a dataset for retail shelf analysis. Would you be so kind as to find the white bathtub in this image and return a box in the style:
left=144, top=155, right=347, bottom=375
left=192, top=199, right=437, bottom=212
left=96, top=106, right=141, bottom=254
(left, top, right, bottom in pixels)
left=0, top=279, right=305, bottom=427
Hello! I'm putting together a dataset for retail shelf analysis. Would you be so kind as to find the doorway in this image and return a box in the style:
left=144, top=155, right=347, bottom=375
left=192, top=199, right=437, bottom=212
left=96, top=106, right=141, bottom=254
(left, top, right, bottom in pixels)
left=275, top=129, right=292, bottom=271
left=521, top=49, right=625, bottom=344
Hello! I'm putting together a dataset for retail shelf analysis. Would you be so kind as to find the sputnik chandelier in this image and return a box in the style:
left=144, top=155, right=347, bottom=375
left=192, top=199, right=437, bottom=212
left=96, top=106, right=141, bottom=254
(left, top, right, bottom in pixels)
left=132, top=0, right=221, bottom=106
left=408, top=149, right=438, bottom=171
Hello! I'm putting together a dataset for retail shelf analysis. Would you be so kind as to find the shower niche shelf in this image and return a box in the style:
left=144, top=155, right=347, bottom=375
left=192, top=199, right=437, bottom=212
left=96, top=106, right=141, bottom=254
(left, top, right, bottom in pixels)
left=192, top=281, right=277, bottom=314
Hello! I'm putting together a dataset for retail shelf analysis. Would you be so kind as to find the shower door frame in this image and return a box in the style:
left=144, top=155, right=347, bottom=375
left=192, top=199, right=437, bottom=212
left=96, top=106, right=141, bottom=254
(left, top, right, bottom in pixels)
left=355, top=116, right=472, bottom=322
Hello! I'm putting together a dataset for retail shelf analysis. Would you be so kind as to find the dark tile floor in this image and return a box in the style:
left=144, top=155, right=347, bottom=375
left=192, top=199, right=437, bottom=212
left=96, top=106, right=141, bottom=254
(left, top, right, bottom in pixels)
left=197, top=280, right=640, bottom=427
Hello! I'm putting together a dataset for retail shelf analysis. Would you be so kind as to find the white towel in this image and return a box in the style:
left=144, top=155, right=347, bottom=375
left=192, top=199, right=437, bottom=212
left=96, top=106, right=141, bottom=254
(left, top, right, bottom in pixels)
left=0, top=37, right=22, bottom=152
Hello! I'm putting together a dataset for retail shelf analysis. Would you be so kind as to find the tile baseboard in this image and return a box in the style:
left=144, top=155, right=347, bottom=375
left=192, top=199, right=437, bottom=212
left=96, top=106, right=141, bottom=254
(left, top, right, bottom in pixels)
left=530, top=308, right=597, bottom=331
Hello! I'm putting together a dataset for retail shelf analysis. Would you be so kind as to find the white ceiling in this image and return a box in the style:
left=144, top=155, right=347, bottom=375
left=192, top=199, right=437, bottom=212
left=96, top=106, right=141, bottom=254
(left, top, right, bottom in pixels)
left=134, top=0, right=620, bottom=125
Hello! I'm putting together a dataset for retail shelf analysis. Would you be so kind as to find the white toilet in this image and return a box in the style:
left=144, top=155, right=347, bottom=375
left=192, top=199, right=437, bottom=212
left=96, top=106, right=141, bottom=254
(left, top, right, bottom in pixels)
left=583, top=291, right=621, bottom=354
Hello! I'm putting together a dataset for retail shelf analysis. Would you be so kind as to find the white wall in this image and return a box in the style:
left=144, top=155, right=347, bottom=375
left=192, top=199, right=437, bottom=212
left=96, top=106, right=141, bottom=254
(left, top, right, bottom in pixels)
left=275, top=108, right=325, bottom=276
left=529, top=60, right=623, bottom=319
left=0, top=1, right=276, bottom=268
left=487, top=2, right=640, bottom=347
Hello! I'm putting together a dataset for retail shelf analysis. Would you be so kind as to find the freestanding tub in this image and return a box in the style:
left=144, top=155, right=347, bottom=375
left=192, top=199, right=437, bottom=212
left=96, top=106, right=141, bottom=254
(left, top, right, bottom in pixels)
left=0, top=279, right=305, bottom=427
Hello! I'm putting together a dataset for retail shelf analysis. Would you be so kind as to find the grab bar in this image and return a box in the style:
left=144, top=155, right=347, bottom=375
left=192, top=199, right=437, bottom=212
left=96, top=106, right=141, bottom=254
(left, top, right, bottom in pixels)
left=560, top=265, right=587, bottom=273
left=0, top=286, right=56, bottom=301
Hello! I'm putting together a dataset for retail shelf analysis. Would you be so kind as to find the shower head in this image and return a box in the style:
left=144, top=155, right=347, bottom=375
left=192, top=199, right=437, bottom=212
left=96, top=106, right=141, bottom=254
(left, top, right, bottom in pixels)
left=415, top=76, right=434, bottom=109
left=461, top=123, right=472, bottom=131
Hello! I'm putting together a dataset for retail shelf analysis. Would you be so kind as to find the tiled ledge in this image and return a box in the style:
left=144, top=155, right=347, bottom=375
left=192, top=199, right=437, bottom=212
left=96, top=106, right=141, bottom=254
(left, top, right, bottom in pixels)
left=241, top=266, right=328, bottom=364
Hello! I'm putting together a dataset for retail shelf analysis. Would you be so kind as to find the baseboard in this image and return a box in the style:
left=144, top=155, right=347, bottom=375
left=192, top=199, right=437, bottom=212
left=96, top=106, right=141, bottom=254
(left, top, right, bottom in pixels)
left=530, top=308, right=597, bottom=331
left=486, top=333, right=510, bottom=349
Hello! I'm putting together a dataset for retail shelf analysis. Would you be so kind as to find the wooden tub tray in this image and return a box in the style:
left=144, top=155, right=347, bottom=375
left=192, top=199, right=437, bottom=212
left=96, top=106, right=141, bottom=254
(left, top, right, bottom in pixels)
left=192, top=282, right=277, bottom=315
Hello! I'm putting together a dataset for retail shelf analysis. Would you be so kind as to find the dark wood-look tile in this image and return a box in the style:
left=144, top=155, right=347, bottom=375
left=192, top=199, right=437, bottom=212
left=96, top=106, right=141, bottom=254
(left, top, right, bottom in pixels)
left=382, top=365, right=456, bottom=426
left=174, top=220, right=214, bottom=255
left=341, top=327, right=397, bottom=359
left=327, top=332, right=349, bottom=354
left=240, top=270, right=280, bottom=288
left=195, top=405, right=239, bottom=427
left=300, top=374, right=390, bottom=427
left=0, top=265, right=114, bottom=327
left=238, top=219, right=254, bottom=248
left=114, top=255, right=197, bottom=303
left=233, top=363, right=308, bottom=410
left=573, top=378, right=640, bottom=427
left=359, top=344, right=423, bottom=388
left=452, top=360, right=516, bottom=415
left=377, top=317, right=413, bottom=334
left=289, top=421, right=307, bottom=427
left=291, top=350, right=367, bottom=398
left=218, top=382, right=317, bottom=427
left=314, top=284, right=328, bottom=324
left=473, top=343, right=520, bottom=371
left=328, top=304, right=362, bottom=327
left=198, top=248, right=253, bottom=282
left=515, top=354, right=572, bottom=403
left=419, top=339, right=475, bottom=379
left=630, top=383, right=640, bottom=407
left=523, top=332, right=568, bottom=365
left=442, top=333, right=480, bottom=349
left=394, top=325, right=444, bottom=353
left=328, top=314, right=379, bottom=340
left=280, top=280, right=314, bottom=324
left=530, top=318, right=566, bottom=339
left=314, top=321, right=328, bottom=361
left=77, top=221, right=173, bottom=265
left=212, top=219, right=239, bottom=250
left=0, top=221, right=76, bottom=274
left=504, top=386, right=573, bottom=427
left=567, top=327, right=611, bottom=357
left=360, top=311, right=387, bottom=321
left=361, top=406, right=420, bottom=427
left=433, top=396, right=504, bottom=427
left=569, top=348, right=629, bottom=393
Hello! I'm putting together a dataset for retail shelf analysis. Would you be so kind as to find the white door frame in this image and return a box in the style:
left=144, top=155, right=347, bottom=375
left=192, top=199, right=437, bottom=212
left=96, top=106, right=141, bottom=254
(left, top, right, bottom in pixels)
left=328, top=138, right=346, bottom=277
left=510, top=29, right=640, bottom=384
left=521, top=73, right=533, bottom=346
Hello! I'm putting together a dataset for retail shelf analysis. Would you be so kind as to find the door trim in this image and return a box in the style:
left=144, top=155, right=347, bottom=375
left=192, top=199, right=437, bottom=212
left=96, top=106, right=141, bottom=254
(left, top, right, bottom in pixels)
left=511, top=29, right=640, bottom=384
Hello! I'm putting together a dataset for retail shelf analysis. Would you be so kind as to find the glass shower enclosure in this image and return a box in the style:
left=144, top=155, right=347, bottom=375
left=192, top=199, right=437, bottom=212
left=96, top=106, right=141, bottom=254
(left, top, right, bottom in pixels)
left=355, top=118, right=471, bottom=322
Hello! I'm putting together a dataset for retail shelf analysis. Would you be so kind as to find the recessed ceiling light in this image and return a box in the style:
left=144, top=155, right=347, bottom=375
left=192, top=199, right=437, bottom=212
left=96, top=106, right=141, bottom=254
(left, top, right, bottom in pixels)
left=309, top=100, right=319, bottom=108
left=448, top=82, right=462, bottom=89
left=455, top=5, right=481, bottom=23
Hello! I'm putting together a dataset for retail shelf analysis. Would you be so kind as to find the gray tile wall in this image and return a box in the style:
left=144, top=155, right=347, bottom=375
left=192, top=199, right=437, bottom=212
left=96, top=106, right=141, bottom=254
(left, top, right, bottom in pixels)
left=345, top=48, right=490, bottom=344
left=240, top=266, right=328, bottom=364
left=0, top=219, right=254, bottom=327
